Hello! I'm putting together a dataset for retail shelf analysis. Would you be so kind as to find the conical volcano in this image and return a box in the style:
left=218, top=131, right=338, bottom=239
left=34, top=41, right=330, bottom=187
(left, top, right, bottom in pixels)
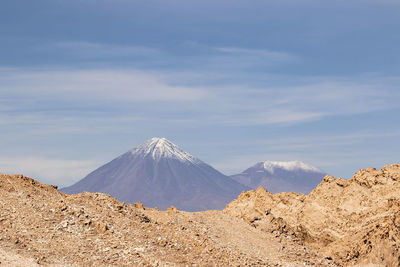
left=61, top=138, right=248, bottom=211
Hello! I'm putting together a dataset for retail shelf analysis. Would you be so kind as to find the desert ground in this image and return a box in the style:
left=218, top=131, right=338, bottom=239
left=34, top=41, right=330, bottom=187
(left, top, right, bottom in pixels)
left=1, top=164, right=400, bottom=266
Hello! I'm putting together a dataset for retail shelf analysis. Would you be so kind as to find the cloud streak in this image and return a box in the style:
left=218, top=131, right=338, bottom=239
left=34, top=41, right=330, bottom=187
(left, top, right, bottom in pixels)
left=1, top=68, right=400, bottom=128
left=210, top=46, right=297, bottom=70
left=0, top=68, right=208, bottom=104
left=54, top=41, right=161, bottom=58
left=207, top=77, right=400, bottom=126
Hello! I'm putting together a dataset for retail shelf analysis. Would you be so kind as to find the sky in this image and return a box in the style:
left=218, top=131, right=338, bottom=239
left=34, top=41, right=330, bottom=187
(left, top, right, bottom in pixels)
left=1, top=0, right=399, bottom=187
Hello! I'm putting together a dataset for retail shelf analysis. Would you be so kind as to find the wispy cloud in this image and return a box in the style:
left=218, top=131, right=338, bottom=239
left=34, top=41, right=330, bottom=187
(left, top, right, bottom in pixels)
left=205, top=77, right=400, bottom=126
left=224, top=109, right=325, bottom=125
left=0, top=113, right=146, bottom=135
left=1, top=68, right=399, bottom=127
left=206, top=46, right=297, bottom=71
left=215, top=46, right=295, bottom=62
left=0, top=68, right=208, bottom=103
left=54, top=41, right=161, bottom=58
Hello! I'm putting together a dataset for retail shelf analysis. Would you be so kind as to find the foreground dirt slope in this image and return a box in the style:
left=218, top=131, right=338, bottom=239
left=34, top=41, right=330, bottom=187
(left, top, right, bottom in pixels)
left=225, top=164, right=400, bottom=267
left=0, top=173, right=333, bottom=266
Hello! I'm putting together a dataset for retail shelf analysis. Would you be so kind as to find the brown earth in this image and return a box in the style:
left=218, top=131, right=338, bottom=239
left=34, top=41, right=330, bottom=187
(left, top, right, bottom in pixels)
left=225, top=164, right=400, bottom=267
left=0, top=173, right=334, bottom=266
left=2, top=164, right=399, bottom=266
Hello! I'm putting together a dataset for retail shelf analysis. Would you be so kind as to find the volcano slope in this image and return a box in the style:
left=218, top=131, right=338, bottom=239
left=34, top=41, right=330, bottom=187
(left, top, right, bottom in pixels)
left=225, top=164, right=400, bottom=267
left=0, top=173, right=333, bottom=266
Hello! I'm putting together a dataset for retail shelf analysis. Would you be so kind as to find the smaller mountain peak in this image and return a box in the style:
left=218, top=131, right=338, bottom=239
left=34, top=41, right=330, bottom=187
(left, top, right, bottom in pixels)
left=262, top=160, right=324, bottom=174
left=132, top=137, right=201, bottom=164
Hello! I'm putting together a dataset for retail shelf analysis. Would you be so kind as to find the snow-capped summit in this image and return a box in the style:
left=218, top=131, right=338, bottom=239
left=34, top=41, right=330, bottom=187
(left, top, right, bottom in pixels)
left=62, top=138, right=248, bottom=211
left=262, top=160, right=324, bottom=174
left=231, top=160, right=326, bottom=194
left=132, top=137, right=200, bottom=164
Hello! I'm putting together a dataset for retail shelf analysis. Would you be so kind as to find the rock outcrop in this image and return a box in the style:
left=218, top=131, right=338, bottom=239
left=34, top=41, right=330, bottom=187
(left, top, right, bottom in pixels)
left=0, top=173, right=333, bottom=266
left=225, top=164, right=400, bottom=267
left=2, top=163, right=399, bottom=266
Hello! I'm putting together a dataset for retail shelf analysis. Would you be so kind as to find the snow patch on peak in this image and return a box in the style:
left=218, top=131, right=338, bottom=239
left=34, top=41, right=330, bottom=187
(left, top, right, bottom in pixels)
left=263, top=160, right=323, bottom=174
left=131, top=137, right=201, bottom=164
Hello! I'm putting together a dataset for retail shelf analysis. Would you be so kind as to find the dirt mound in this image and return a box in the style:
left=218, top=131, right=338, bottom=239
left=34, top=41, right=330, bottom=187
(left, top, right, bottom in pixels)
left=225, top=164, right=400, bottom=267
left=0, top=173, right=334, bottom=266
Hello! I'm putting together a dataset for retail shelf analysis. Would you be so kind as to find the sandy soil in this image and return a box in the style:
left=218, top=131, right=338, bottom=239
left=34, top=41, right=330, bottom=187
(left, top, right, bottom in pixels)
left=0, top=173, right=333, bottom=266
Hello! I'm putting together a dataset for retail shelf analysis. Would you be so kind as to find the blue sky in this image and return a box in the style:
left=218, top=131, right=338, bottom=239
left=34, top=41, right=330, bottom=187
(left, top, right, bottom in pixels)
left=1, top=0, right=399, bottom=187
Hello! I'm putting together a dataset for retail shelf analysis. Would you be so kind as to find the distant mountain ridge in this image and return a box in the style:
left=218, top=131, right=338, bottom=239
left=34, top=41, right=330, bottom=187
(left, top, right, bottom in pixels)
left=62, top=138, right=249, bottom=211
left=230, top=160, right=326, bottom=194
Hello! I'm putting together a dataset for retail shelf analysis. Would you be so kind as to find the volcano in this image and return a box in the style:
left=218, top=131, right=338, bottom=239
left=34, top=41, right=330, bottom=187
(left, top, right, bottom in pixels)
left=62, top=138, right=248, bottom=211
left=230, top=160, right=326, bottom=194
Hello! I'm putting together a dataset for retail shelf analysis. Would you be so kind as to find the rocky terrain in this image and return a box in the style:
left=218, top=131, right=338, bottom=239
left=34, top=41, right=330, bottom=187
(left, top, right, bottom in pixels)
left=225, top=163, right=400, bottom=267
left=1, top=163, right=399, bottom=266
left=0, top=173, right=332, bottom=266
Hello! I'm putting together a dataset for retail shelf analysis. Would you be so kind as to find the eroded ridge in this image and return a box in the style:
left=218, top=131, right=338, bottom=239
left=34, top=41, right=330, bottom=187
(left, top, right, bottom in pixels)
left=225, top=164, right=400, bottom=267
left=0, top=173, right=333, bottom=266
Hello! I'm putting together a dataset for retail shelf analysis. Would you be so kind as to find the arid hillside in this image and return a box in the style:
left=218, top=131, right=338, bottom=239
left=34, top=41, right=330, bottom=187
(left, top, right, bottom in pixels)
left=225, top=164, right=400, bottom=267
left=0, top=173, right=333, bottom=266
left=1, top=164, right=399, bottom=266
